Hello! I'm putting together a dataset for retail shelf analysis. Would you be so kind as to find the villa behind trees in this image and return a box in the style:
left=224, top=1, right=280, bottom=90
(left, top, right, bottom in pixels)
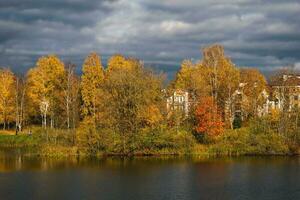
left=0, top=44, right=299, bottom=155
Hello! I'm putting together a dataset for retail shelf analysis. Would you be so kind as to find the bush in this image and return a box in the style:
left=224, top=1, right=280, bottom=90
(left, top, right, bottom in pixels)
left=249, top=133, right=289, bottom=154
left=209, top=127, right=290, bottom=155
left=76, top=123, right=196, bottom=155
left=209, top=128, right=250, bottom=155
left=127, top=125, right=196, bottom=154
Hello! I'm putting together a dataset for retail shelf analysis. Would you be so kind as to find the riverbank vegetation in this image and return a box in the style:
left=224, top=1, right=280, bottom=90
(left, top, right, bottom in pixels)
left=0, top=44, right=299, bottom=157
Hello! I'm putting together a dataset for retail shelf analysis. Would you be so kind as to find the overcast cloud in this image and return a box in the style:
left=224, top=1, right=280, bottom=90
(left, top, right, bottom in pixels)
left=0, top=0, right=300, bottom=77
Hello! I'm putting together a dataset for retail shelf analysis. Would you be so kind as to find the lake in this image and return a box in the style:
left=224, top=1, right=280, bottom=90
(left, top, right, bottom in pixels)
left=0, top=154, right=299, bottom=200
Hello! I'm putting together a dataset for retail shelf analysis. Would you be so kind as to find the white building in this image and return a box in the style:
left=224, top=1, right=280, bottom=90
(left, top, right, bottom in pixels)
left=166, top=89, right=189, bottom=116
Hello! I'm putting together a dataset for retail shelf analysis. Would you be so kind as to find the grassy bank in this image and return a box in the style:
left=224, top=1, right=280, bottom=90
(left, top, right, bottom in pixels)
left=0, top=133, right=41, bottom=148
left=206, top=128, right=294, bottom=156
left=0, top=127, right=299, bottom=158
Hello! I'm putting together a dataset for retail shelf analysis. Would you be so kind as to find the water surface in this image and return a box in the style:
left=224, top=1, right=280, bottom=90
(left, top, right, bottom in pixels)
left=0, top=154, right=299, bottom=200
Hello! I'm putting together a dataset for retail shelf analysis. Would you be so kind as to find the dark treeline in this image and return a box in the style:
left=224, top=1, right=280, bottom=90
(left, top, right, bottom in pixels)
left=0, top=44, right=299, bottom=155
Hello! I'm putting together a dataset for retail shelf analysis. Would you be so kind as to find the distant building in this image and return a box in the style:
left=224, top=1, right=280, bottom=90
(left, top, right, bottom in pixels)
left=225, top=83, right=246, bottom=121
left=225, top=83, right=270, bottom=123
left=225, top=73, right=300, bottom=124
left=257, top=89, right=270, bottom=117
left=166, top=89, right=190, bottom=116
left=269, top=74, right=300, bottom=111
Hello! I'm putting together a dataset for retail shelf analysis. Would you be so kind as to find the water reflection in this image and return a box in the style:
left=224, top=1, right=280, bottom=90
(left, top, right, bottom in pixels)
left=0, top=152, right=299, bottom=200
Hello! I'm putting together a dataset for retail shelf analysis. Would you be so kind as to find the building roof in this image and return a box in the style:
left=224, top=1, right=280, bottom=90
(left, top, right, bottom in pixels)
left=270, top=75, right=300, bottom=87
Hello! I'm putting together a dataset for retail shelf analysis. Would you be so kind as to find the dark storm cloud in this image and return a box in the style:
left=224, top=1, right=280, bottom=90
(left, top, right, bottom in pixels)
left=0, top=0, right=299, bottom=77
left=0, top=0, right=110, bottom=12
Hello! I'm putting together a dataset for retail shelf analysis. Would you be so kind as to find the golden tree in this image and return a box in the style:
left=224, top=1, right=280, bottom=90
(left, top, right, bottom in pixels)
left=240, top=68, right=267, bottom=119
left=15, top=75, right=27, bottom=132
left=80, top=52, right=104, bottom=125
left=27, top=55, right=65, bottom=128
left=218, top=60, right=240, bottom=127
left=107, top=54, right=140, bottom=73
left=201, top=44, right=240, bottom=123
left=61, top=63, right=80, bottom=129
left=173, top=60, right=210, bottom=98
left=0, top=68, right=16, bottom=129
left=103, top=57, right=163, bottom=152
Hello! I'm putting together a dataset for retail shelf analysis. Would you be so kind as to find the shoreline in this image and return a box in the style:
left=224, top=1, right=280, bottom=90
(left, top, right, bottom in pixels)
left=1, top=145, right=299, bottom=158
left=1, top=128, right=299, bottom=158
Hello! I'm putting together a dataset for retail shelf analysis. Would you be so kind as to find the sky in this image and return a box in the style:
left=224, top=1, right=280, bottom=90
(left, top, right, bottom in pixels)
left=0, top=0, right=300, bottom=78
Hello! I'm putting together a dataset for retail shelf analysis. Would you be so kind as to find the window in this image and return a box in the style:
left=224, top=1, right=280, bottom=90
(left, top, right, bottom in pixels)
left=294, top=95, right=298, bottom=101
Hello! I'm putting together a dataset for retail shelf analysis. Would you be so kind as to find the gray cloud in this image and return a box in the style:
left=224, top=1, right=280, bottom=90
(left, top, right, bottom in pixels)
left=0, top=0, right=299, bottom=78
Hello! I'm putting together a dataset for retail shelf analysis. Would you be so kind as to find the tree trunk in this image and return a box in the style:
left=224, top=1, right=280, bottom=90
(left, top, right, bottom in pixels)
left=50, top=116, right=54, bottom=129
left=19, top=86, right=25, bottom=131
left=67, top=100, right=70, bottom=129
left=15, top=78, right=19, bottom=134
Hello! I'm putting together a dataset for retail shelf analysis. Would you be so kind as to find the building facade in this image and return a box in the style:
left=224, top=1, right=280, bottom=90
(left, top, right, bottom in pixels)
left=166, top=89, right=190, bottom=116
left=269, top=74, right=300, bottom=111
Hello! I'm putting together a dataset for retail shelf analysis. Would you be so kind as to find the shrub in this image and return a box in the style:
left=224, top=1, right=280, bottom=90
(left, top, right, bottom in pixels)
left=76, top=123, right=196, bottom=155
left=209, top=127, right=290, bottom=155
left=134, top=126, right=196, bottom=154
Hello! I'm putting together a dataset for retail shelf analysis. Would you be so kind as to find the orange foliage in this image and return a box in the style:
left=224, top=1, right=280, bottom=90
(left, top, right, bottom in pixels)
left=195, top=96, right=224, bottom=137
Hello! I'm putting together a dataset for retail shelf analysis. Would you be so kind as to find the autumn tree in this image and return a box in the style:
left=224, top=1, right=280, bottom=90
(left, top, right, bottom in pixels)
left=62, top=63, right=80, bottom=129
left=201, top=44, right=240, bottom=122
left=202, top=44, right=225, bottom=102
left=173, top=60, right=210, bottom=98
left=80, top=52, right=104, bottom=126
left=0, top=68, right=16, bottom=129
left=107, top=54, right=135, bottom=72
left=174, top=59, right=194, bottom=89
left=195, top=96, right=224, bottom=138
left=171, top=45, right=240, bottom=127
left=240, top=68, right=267, bottom=119
left=27, top=55, right=65, bottom=128
left=219, top=62, right=240, bottom=128
left=102, top=56, right=163, bottom=152
left=15, top=75, right=27, bottom=132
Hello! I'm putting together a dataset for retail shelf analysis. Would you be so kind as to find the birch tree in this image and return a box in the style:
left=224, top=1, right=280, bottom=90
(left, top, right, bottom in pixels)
left=15, top=75, right=27, bottom=132
left=63, top=62, right=80, bottom=129
left=27, top=55, right=65, bottom=128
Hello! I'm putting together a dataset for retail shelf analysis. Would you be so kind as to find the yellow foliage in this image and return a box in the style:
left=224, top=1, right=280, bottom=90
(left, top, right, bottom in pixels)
left=269, top=108, right=280, bottom=122
left=107, top=54, right=140, bottom=73
left=174, top=60, right=210, bottom=98
left=81, top=52, right=104, bottom=119
left=0, top=68, right=16, bottom=125
left=240, top=68, right=267, bottom=98
left=26, top=55, right=65, bottom=114
left=217, top=59, right=240, bottom=99
left=141, top=105, right=163, bottom=126
left=240, top=68, right=268, bottom=117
